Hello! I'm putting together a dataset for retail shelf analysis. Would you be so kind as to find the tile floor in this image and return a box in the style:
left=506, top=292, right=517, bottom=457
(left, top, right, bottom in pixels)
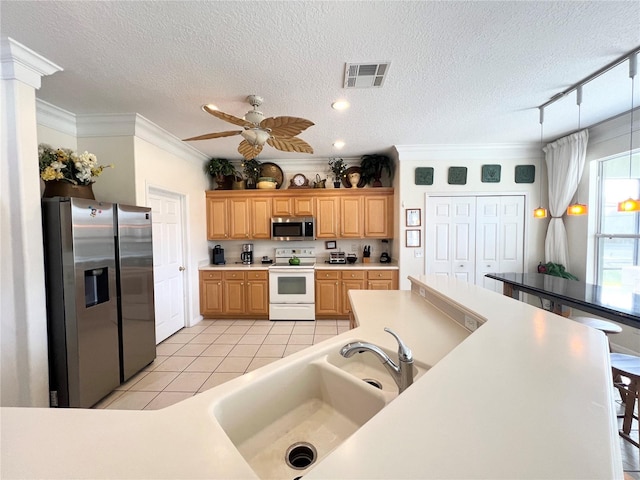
left=94, top=319, right=639, bottom=477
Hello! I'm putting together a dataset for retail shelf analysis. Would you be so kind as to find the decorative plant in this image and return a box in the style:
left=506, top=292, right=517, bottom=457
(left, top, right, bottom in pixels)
left=328, top=158, right=347, bottom=181
left=39, top=143, right=112, bottom=185
left=360, top=154, right=394, bottom=187
left=538, top=262, right=578, bottom=280
left=205, top=157, right=237, bottom=179
left=241, top=158, right=261, bottom=182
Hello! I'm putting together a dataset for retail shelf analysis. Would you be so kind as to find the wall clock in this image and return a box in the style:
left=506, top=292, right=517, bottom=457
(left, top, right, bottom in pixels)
left=288, top=173, right=311, bottom=189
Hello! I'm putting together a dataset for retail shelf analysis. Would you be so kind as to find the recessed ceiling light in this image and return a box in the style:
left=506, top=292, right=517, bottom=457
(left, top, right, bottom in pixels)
left=333, top=141, right=345, bottom=149
left=331, top=100, right=350, bottom=111
left=202, top=103, right=219, bottom=111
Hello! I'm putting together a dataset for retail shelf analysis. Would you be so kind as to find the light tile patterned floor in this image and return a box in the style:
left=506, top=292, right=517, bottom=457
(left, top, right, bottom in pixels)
left=93, top=319, right=349, bottom=411
left=93, top=319, right=639, bottom=476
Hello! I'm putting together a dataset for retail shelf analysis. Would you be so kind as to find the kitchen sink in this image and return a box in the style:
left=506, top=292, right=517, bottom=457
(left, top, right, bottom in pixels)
left=326, top=344, right=431, bottom=400
left=212, top=357, right=386, bottom=479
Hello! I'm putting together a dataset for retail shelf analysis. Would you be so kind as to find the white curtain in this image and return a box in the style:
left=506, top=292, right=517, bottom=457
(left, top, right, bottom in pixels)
left=543, top=129, right=589, bottom=269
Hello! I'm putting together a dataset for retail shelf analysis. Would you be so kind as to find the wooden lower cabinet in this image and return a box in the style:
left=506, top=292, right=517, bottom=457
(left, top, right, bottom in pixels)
left=315, top=269, right=398, bottom=319
left=199, top=270, right=268, bottom=318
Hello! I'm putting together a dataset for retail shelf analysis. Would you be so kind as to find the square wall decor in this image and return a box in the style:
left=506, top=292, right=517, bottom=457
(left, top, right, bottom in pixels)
left=515, top=165, right=536, bottom=183
left=481, top=164, right=501, bottom=183
left=448, top=167, right=467, bottom=185
left=415, top=167, right=434, bottom=185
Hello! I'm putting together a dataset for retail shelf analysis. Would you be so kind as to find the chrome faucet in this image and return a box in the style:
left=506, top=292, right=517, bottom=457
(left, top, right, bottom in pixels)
left=340, top=327, right=414, bottom=394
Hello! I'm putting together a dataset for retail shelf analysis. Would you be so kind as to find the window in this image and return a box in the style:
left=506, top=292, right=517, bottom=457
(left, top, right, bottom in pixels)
left=595, top=152, right=640, bottom=286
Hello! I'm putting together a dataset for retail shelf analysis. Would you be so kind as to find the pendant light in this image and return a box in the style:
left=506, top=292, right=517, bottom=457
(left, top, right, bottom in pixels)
left=617, top=53, right=640, bottom=212
left=533, top=107, right=548, bottom=218
left=567, top=86, right=588, bottom=216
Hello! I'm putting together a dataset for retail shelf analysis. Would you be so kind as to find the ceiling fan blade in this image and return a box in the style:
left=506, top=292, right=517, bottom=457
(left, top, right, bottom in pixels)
left=203, top=105, right=253, bottom=128
left=260, top=116, right=314, bottom=137
left=238, top=140, right=263, bottom=160
left=182, top=130, right=242, bottom=141
left=267, top=136, right=314, bottom=154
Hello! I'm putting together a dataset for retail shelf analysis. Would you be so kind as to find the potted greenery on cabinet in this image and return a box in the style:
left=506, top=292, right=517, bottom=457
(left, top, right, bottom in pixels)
left=206, top=157, right=237, bottom=190
left=360, top=154, right=394, bottom=187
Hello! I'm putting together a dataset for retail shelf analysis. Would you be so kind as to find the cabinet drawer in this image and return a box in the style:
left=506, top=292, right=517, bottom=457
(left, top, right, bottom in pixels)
left=367, top=270, right=395, bottom=280
left=246, top=270, right=268, bottom=280
left=224, top=271, right=244, bottom=280
left=201, top=271, right=223, bottom=280
left=341, top=270, right=365, bottom=280
left=316, top=270, right=340, bottom=280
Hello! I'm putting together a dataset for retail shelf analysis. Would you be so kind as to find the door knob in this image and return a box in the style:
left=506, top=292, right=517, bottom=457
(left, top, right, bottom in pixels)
left=179, top=266, right=186, bottom=271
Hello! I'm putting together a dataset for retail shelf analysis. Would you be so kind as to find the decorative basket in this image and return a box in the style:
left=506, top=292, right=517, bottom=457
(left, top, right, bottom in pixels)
left=43, top=180, right=95, bottom=200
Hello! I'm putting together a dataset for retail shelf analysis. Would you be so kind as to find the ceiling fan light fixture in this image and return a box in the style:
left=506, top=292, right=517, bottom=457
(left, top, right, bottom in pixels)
left=243, top=109, right=265, bottom=125
left=331, top=100, right=350, bottom=111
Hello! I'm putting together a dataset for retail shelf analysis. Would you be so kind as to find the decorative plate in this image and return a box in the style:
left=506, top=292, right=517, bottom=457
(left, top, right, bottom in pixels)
left=481, top=164, right=501, bottom=183
left=448, top=167, right=467, bottom=185
left=415, top=167, right=434, bottom=185
left=259, top=162, right=284, bottom=189
left=515, top=165, right=535, bottom=184
left=342, top=166, right=365, bottom=188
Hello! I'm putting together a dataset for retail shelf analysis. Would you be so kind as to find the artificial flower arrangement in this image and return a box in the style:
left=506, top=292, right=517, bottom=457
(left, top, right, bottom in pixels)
left=39, top=144, right=112, bottom=185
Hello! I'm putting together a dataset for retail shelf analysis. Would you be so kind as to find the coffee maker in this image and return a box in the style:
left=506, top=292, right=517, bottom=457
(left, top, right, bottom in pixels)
left=241, top=243, right=253, bottom=265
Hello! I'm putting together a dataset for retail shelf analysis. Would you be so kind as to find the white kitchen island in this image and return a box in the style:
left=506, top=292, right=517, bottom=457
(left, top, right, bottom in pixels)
left=0, top=275, right=622, bottom=479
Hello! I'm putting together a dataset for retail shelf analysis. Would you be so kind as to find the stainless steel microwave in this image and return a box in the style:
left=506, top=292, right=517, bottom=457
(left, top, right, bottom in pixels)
left=271, top=217, right=315, bottom=241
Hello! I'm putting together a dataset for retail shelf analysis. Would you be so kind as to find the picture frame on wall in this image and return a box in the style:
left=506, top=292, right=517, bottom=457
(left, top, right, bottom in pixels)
left=406, top=208, right=421, bottom=227
left=406, top=229, right=421, bottom=248
left=325, top=241, right=337, bottom=249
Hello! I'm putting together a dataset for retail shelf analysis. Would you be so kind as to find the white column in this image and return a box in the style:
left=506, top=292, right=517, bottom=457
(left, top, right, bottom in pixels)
left=1, top=37, right=62, bottom=407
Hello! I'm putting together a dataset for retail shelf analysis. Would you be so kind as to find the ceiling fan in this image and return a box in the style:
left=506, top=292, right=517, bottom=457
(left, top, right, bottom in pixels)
left=183, top=95, right=315, bottom=160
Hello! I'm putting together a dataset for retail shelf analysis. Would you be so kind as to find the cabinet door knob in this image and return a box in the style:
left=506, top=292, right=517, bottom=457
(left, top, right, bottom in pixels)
left=247, top=282, right=251, bottom=286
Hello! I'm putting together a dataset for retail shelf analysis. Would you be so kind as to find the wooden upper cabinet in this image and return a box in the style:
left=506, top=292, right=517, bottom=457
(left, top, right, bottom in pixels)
left=272, top=195, right=314, bottom=216
left=228, top=198, right=250, bottom=239
left=364, top=194, right=393, bottom=238
left=250, top=197, right=272, bottom=239
left=206, top=197, right=229, bottom=240
left=315, top=197, right=340, bottom=238
left=340, top=196, right=363, bottom=238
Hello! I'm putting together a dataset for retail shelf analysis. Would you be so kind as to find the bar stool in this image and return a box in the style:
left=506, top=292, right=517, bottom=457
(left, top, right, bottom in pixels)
left=610, top=353, right=640, bottom=448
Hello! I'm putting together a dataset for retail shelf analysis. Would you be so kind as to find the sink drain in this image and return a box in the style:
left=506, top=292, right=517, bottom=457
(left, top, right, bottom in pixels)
left=285, top=442, right=317, bottom=470
left=363, top=378, right=383, bottom=389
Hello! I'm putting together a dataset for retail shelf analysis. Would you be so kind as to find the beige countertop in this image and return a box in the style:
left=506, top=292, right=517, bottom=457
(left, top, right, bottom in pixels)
left=199, top=262, right=398, bottom=270
left=0, top=275, right=621, bottom=479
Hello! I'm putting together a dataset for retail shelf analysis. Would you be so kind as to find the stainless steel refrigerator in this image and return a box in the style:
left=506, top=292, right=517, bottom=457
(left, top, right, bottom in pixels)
left=42, top=198, right=156, bottom=408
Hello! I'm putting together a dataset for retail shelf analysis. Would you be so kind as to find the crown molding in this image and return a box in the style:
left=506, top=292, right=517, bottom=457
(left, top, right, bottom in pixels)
left=36, top=99, right=77, bottom=136
left=1, top=37, right=62, bottom=89
left=394, top=144, right=540, bottom=161
left=588, top=107, right=640, bottom=146
left=76, top=113, right=208, bottom=165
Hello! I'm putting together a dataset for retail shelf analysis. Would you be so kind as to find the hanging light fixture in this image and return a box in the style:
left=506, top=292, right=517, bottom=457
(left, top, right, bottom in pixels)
left=617, top=53, right=640, bottom=212
left=567, top=85, right=588, bottom=216
left=533, top=107, right=548, bottom=219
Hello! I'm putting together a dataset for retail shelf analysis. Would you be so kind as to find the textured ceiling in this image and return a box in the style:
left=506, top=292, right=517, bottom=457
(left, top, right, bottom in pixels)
left=2, top=1, right=639, bottom=161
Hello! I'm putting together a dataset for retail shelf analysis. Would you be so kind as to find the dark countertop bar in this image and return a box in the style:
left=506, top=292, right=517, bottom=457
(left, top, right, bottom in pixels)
left=486, top=273, right=640, bottom=328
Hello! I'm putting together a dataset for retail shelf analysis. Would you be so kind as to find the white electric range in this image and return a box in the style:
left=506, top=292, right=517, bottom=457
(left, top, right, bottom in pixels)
left=268, top=247, right=316, bottom=321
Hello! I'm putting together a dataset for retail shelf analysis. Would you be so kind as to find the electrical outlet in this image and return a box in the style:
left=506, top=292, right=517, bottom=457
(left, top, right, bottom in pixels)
left=464, top=316, right=478, bottom=332
left=351, top=243, right=357, bottom=252
left=419, top=287, right=426, bottom=297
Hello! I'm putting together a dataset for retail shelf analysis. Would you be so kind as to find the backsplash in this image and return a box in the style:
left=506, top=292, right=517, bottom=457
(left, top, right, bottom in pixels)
left=207, top=239, right=391, bottom=265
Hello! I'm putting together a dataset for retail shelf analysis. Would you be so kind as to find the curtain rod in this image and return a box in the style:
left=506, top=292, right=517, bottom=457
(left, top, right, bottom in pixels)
left=538, top=46, right=640, bottom=111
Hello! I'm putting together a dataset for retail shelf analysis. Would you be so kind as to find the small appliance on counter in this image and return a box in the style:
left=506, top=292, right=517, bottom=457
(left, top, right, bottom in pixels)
left=329, top=251, right=346, bottom=264
left=380, top=252, right=391, bottom=263
left=241, top=243, right=253, bottom=265
left=212, top=245, right=225, bottom=265
left=346, top=253, right=357, bottom=264
left=261, top=255, right=273, bottom=264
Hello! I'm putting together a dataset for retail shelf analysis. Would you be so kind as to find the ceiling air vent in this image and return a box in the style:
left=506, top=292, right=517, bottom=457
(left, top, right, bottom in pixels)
left=344, top=62, right=390, bottom=88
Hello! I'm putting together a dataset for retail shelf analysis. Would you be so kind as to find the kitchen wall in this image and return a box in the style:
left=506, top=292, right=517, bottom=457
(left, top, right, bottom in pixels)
left=393, top=144, right=547, bottom=290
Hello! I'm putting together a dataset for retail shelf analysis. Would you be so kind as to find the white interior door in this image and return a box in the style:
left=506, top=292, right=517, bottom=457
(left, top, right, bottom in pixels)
left=427, top=195, right=524, bottom=290
left=148, top=189, right=186, bottom=343
left=426, top=197, right=476, bottom=281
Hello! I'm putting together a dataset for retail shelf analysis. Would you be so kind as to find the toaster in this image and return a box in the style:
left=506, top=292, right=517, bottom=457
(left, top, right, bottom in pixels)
left=329, top=251, right=346, bottom=264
